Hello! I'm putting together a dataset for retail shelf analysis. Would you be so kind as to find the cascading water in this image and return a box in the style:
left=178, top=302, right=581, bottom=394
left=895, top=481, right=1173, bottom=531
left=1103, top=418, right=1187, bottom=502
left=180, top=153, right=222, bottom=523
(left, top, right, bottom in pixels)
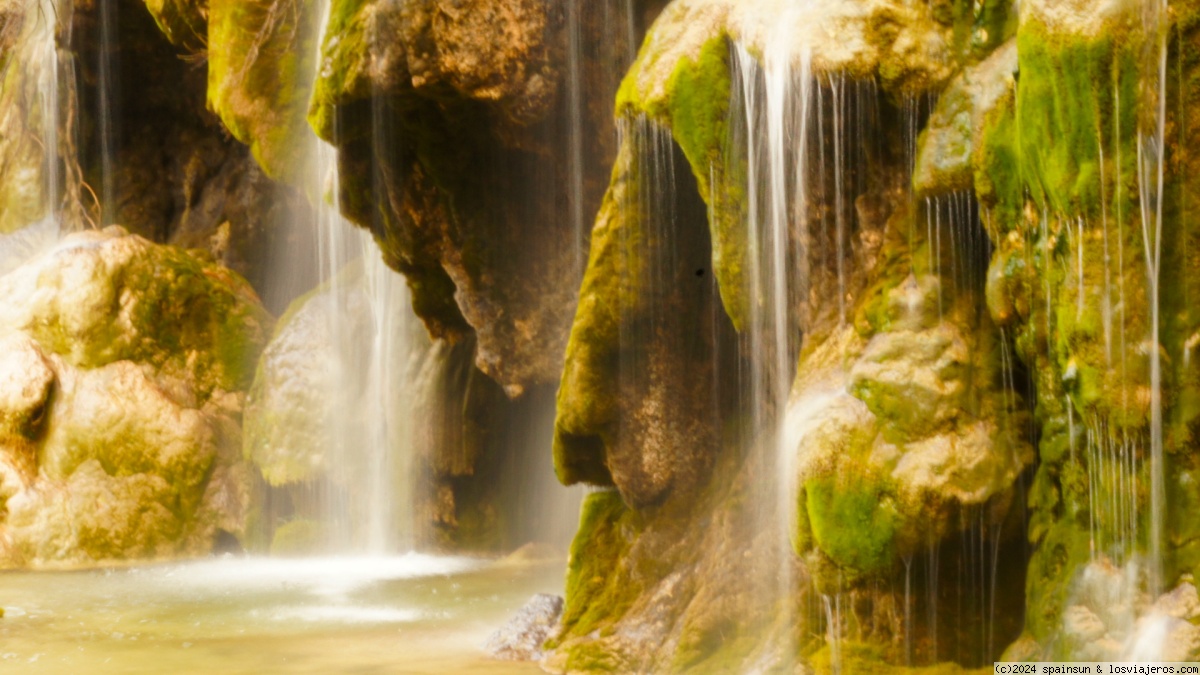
left=5, top=0, right=1200, bottom=670
left=0, top=0, right=71, bottom=272
left=730, top=33, right=892, bottom=668
left=266, top=0, right=424, bottom=554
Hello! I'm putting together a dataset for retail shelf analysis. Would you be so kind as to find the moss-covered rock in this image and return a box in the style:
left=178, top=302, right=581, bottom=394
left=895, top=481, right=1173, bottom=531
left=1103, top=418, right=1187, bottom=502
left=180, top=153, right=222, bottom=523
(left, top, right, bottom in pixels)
left=958, top=0, right=1200, bottom=660
left=551, top=26, right=1032, bottom=661
left=914, top=40, right=1018, bottom=197
left=140, top=0, right=207, bottom=49
left=0, top=226, right=269, bottom=567
left=553, top=120, right=736, bottom=508
left=609, top=0, right=964, bottom=333
left=206, top=0, right=321, bottom=184
left=304, top=0, right=637, bottom=394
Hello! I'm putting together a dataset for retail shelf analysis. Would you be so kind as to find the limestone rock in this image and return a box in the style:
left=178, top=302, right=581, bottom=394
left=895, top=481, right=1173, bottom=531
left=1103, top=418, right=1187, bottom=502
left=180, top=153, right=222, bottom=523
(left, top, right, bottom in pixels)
left=850, top=323, right=970, bottom=439
left=0, top=226, right=269, bottom=566
left=206, top=0, right=322, bottom=184
left=244, top=277, right=377, bottom=486
left=1056, top=560, right=1200, bottom=662
left=913, top=40, right=1018, bottom=197
left=553, top=127, right=734, bottom=508
left=141, top=0, right=207, bottom=49
left=306, top=0, right=637, bottom=393
left=612, top=0, right=966, bottom=338
left=485, top=593, right=564, bottom=661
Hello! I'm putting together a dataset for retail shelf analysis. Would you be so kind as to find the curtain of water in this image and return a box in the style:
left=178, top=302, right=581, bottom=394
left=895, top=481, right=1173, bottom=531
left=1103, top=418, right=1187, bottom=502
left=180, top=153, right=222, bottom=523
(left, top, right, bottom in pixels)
left=281, top=0, right=421, bottom=554
left=0, top=0, right=75, bottom=271
left=730, top=35, right=1023, bottom=664
left=731, top=37, right=812, bottom=667
left=731, top=37, right=894, bottom=667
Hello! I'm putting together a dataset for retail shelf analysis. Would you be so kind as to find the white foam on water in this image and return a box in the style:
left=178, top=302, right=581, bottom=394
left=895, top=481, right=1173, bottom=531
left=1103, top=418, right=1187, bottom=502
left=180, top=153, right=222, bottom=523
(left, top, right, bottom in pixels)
left=132, top=554, right=485, bottom=598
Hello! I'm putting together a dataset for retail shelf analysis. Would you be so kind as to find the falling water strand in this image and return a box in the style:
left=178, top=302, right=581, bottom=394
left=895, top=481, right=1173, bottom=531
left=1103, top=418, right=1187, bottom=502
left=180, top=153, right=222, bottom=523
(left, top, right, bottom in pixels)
left=1099, top=133, right=1114, bottom=366
left=307, top=0, right=420, bottom=553
left=566, top=0, right=586, bottom=268
left=831, top=74, right=847, bottom=325
left=96, top=0, right=118, bottom=226
left=1137, top=0, right=1168, bottom=593
left=36, top=0, right=63, bottom=225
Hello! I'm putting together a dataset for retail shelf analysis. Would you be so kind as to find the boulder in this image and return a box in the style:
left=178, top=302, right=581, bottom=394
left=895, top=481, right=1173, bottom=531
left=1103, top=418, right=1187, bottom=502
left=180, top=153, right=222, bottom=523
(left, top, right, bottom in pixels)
left=0, top=226, right=270, bottom=566
left=485, top=593, right=565, bottom=661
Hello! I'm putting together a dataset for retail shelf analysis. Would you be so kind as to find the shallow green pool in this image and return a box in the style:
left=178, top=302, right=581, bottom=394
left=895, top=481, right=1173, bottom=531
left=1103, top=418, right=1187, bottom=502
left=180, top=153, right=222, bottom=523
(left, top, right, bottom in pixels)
left=0, top=554, right=563, bottom=674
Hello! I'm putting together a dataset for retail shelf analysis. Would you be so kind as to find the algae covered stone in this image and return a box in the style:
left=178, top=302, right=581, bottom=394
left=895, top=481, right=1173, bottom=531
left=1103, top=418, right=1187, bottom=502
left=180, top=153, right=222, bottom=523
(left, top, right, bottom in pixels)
left=206, top=0, right=322, bottom=184
left=0, top=226, right=270, bottom=567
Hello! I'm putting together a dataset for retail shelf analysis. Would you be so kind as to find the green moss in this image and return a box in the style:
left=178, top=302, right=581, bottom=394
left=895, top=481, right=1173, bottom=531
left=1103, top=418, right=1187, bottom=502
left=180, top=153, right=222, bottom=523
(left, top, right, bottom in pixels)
left=974, top=93, right=1021, bottom=226
left=616, top=35, right=749, bottom=331
left=562, top=640, right=624, bottom=673
left=804, top=473, right=900, bottom=579
left=207, top=0, right=320, bottom=184
left=556, top=491, right=641, bottom=641
left=307, top=0, right=369, bottom=142
left=29, top=241, right=271, bottom=400
left=809, top=642, right=984, bottom=674
left=552, top=146, right=634, bottom=488
left=141, top=0, right=207, bottom=49
left=1011, top=20, right=1140, bottom=218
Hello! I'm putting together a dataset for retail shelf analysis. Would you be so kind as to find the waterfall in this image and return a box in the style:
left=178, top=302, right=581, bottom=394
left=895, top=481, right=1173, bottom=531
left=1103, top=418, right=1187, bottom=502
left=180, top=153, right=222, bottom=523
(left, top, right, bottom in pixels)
left=732, top=33, right=812, bottom=666
left=0, top=0, right=72, bottom=272
left=271, top=0, right=422, bottom=554
left=731, top=28, right=891, bottom=664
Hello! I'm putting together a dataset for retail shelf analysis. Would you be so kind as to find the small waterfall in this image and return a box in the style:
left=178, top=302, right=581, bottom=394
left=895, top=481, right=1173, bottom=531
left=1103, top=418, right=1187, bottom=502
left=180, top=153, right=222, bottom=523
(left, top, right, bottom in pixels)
left=269, top=0, right=422, bottom=554
left=0, top=0, right=73, bottom=271
left=565, top=0, right=642, bottom=270
left=34, top=0, right=64, bottom=225
left=732, top=33, right=813, bottom=665
left=731, top=27, right=891, bottom=662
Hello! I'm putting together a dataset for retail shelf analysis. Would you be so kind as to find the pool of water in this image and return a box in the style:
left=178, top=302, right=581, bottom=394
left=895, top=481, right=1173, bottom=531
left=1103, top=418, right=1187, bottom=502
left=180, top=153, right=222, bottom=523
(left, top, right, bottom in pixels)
left=0, top=553, right=564, bottom=673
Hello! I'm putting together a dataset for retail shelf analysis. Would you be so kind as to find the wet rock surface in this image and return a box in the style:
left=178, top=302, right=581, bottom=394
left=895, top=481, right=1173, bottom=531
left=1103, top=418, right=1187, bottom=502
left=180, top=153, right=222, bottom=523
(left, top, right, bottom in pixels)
left=0, top=226, right=270, bottom=566
left=485, top=593, right=565, bottom=661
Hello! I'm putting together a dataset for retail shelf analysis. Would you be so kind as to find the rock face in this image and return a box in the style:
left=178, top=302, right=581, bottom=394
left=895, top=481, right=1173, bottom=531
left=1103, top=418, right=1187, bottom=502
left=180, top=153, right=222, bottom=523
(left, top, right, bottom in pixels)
left=301, top=0, right=649, bottom=394
left=544, top=0, right=1041, bottom=670
left=199, top=0, right=645, bottom=392
left=553, top=124, right=739, bottom=508
left=242, top=259, right=549, bottom=551
left=485, top=593, right=565, bottom=661
left=0, top=226, right=270, bottom=566
left=1, top=0, right=312, bottom=312
left=958, top=0, right=1200, bottom=661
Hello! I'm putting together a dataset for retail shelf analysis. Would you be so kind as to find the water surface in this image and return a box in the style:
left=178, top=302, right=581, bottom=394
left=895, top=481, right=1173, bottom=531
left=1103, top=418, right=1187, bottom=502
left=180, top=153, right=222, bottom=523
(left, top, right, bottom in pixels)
left=0, top=554, right=561, bottom=674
